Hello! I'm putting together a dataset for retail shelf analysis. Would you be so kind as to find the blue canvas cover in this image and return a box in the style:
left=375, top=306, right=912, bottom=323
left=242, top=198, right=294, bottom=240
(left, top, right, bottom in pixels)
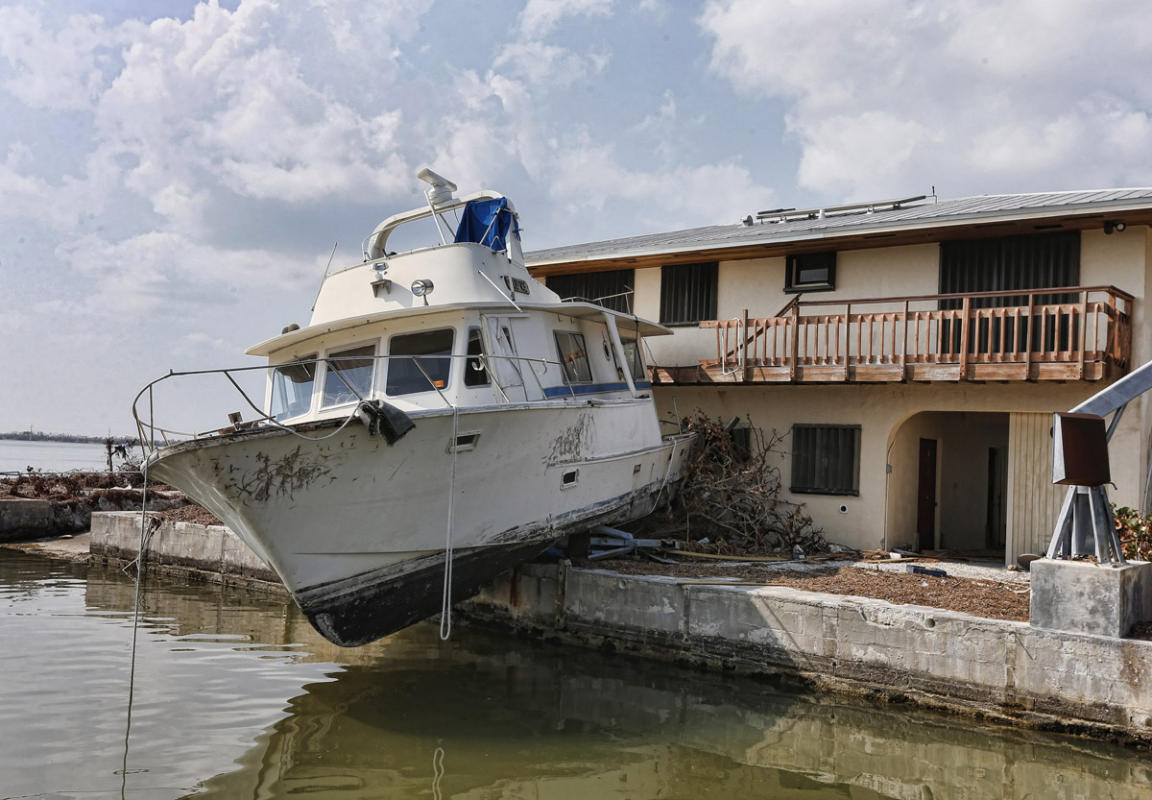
left=454, top=197, right=519, bottom=250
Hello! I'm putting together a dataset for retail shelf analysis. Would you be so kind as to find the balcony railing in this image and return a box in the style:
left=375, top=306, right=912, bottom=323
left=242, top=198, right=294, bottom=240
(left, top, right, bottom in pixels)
left=657, top=286, right=1132, bottom=385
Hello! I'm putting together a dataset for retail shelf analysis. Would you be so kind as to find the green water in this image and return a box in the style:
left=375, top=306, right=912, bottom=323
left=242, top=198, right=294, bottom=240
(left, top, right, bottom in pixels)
left=0, top=550, right=1148, bottom=799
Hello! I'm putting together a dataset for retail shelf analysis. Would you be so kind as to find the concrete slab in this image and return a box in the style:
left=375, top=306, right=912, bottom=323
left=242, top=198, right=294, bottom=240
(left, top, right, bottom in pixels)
left=1030, top=558, right=1152, bottom=637
left=467, top=561, right=1152, bottom=743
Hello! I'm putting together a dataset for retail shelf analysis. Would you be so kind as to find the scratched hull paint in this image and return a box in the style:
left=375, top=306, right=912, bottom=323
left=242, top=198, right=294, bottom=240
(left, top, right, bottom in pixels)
left=148, top=401, right=693, bottom=646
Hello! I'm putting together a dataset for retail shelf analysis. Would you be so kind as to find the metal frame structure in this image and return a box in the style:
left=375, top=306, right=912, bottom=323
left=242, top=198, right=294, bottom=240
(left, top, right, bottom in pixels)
left=1046, top=358, right=1152, bottom=564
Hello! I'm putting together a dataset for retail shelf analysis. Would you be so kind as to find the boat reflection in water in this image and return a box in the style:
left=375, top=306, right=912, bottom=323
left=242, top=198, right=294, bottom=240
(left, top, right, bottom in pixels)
left=74, top=575, right=1145, bottom=800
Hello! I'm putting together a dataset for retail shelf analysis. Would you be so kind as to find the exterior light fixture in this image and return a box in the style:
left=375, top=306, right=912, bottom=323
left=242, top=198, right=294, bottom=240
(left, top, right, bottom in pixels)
left=371, top=262, right=391, bottom=297
left=1104, top=220, right=1127, bottom=235
left=411, top=278, right=435, bottom=297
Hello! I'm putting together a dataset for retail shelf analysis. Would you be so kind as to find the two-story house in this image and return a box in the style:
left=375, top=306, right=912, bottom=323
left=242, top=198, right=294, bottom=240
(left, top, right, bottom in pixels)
left=525, top=189, right=1152, bottom=564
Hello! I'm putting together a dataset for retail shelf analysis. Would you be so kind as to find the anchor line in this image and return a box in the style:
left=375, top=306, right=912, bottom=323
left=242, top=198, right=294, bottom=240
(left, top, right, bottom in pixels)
left=118, top=461, right=150, bottom=795
left=440, top=404, right=460, bottom=640
left=432, top=745, right=446, bottom=800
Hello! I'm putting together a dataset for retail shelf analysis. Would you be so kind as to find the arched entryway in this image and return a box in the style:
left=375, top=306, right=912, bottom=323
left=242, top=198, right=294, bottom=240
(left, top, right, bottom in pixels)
left=885, top=411, right=1010, bottom=555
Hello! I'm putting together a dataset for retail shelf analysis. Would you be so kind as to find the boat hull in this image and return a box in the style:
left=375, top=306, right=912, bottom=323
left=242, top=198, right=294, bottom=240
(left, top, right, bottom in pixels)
left=147, top=401, right=691, bottom=646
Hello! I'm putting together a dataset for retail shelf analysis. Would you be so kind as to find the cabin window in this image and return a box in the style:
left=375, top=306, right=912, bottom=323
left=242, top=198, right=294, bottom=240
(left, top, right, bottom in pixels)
left=790, top=424, right=860, bottom=496
left=546, top=269, right=635, bottom=313
left=554, top=331, right=593, bottom=383
left=659, top=262, right=717, bottom=325
left=464, top=327, right=490, bottom=387
left=785, top=251, right=836, bottom=292
left=270, top=355, right=318, bottom=419
left=387, top=329, right=455, bottom=396
left=618, top=337, right=647, bottom=382
left=321, top=345, right=376, bottom=407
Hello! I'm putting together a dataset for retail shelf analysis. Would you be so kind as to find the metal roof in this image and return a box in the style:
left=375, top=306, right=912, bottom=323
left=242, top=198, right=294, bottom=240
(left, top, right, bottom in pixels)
left=525, top=188, right=1152, bottom=267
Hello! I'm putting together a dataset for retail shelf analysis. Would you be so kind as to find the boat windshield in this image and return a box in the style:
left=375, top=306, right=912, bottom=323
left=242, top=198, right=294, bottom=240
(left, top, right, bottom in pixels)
left=620, top=338, right=646, bottom=381
left=270, top=355, right=317, bottom=419
left=322, top=345, right=376, bottom=406
left=555, top=332, right=592, bottom=384
left=387, top=329, right=455, bottom=395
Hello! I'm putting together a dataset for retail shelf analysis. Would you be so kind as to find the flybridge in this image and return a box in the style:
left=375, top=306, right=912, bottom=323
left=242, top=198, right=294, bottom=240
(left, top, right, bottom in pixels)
left=748, top=194, right=928, bottom=226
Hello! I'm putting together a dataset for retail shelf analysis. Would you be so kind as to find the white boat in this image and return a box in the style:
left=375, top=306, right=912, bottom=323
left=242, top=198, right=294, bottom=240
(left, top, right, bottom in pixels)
left=134, top=170, right=694, bottom=646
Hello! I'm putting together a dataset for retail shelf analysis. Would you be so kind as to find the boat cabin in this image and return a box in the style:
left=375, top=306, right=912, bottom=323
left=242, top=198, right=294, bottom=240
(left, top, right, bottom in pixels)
left=245, top=172, right=664, bottom=422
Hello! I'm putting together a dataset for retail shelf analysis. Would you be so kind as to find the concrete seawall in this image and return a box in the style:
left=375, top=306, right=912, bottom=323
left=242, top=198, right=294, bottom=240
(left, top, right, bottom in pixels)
left=77, top=512, right=1152, bottom=745
left=89, top=511, right=281, bottom=588
left=466, top=562, right=1152, bottom=744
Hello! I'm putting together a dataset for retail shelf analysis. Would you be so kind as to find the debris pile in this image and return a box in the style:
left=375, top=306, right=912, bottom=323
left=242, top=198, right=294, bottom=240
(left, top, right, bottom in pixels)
left=643, top=413, right=827, bottom=557
left=0, top=471, right=187, bottom=538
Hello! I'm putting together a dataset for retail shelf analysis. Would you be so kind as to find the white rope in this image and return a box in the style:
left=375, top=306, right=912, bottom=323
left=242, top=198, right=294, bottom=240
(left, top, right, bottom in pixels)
left=439, top=404, right=460, bottom=640
left=117, top=461, right=150, bottom=790
left=432, top=746, right=446, bottom=800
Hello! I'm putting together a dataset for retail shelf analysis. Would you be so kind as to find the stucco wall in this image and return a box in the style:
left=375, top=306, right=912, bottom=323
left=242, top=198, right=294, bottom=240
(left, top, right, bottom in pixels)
left=659, top=382, right=1139, bottom=554
left=642, top=242, right=941, bottom=365
left=543, top=224, right=1152, bottom=556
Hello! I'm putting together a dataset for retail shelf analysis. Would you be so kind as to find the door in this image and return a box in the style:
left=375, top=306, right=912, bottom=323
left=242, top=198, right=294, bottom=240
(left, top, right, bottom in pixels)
left=986, top=446, right=1007, bottom=548
left=480, top=314, right=540, bottom=401
left=917, top=438, right=938, bottom=551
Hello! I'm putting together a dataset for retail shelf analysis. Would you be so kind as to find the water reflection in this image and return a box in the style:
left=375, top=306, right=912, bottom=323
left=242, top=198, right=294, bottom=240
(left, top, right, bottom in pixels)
left=1, top=552, right=1149, bottom=800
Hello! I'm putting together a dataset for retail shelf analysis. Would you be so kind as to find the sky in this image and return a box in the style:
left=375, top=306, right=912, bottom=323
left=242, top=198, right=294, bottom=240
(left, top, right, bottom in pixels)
left=2, top=0, right=1151, bottom=436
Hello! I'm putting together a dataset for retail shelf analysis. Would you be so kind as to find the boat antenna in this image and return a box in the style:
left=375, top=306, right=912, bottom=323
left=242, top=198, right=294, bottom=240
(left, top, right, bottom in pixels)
left=417, top=168, right=457, bottom=245
left=311, top=242, right=338, bottom=312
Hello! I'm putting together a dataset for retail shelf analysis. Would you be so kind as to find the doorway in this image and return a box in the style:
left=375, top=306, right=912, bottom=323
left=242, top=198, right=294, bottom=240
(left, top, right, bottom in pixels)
left=986, top=447, right=1007, bottom=548
left=917, top=438, right=938, bottom=550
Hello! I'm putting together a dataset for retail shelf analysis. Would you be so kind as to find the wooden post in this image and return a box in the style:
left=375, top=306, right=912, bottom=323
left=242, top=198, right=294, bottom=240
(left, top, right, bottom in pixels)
left=843, top=302, right=851, bottom=372
left=1025, top=292, right=1034, bottom=379
left=742, top=308, right=750, bottom=382
left=959, top=296, right=971, bottom=379
left=789, top=301, right=799, bottom=382
left=902, top=300, right=909, bottom=379
left=1077, top=290, right=1088, bottom=379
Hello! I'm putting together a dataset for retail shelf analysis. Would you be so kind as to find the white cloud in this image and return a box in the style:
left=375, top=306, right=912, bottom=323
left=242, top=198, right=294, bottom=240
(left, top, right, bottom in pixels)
left=518, top=0, right=614, bottom=38
left=55, top=230, right=318, bottom=315
left=699, top=0, right=1152, bottom=198
left=552, top=138, right=771, bottom=230
left=0, top=7, right=135, bottom=110
left=492, top=41, right=610, bottom=87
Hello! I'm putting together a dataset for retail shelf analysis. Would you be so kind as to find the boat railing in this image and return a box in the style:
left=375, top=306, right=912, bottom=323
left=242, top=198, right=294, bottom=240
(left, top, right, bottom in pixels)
left=131, top=351, right=596, bottom=458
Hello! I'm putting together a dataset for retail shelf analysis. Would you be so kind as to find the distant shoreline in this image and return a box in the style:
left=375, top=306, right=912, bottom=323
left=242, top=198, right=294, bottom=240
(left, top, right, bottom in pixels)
left=0, top=433, right=138, bottom=446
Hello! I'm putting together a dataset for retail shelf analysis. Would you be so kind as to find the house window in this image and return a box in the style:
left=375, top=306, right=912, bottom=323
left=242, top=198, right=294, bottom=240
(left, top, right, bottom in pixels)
left=939, top=231, right=1080, bottom=353
left=791, top=424, right=860, bottom=495
left=387, top=329, right=454, bottom=395
left=785, top=251, right=836, bottom=292
left=659, top=262, right=717, bottom=325
left=554, top=331, right=592, bottom=383
left=546, top=269, right=634, bottom=313
left=321, top=345, right=375, bottom=407
left=939, top=231, right=1079, bottom=308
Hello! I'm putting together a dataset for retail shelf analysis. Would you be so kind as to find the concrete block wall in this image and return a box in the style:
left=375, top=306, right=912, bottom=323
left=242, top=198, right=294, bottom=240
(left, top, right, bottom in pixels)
left=90, top=511, right=278, bottom=585
left=468, top=562, right=1152, bottom=742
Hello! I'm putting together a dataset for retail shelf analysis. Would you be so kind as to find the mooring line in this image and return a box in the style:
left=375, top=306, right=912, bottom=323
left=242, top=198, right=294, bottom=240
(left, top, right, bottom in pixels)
left=439, top=405, right=459, bottom=641
left=117, top=463, right=150, bottom=796
left=431, top=745, right=446, bottom=800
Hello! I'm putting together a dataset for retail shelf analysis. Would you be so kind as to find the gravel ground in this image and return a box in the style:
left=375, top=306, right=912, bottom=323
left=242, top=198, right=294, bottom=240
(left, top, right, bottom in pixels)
left=601, top=559, right=1031, bottom=621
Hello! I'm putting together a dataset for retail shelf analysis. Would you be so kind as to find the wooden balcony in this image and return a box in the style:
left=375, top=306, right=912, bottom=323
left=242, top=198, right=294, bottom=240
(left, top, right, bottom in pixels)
left=653, top=286, right=1133, bottom=385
